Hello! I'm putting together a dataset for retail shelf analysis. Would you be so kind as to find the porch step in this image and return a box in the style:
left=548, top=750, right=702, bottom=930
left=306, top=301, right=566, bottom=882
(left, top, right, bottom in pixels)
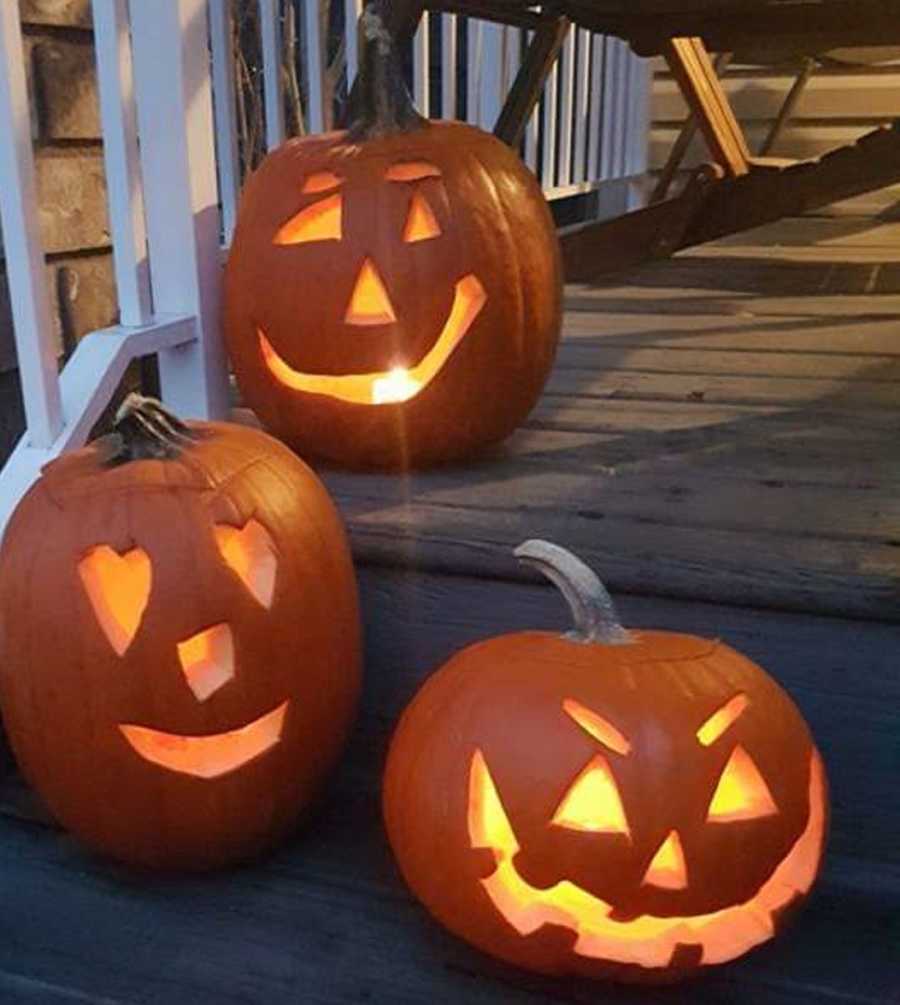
left=0, top=568, right=898, bottom=1003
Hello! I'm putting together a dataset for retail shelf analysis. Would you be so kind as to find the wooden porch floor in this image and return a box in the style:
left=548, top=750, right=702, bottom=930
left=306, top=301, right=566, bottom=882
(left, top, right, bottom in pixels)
left=1, top=209, right=899, bottom=1003
left=323, top=209, right=900, bottom=623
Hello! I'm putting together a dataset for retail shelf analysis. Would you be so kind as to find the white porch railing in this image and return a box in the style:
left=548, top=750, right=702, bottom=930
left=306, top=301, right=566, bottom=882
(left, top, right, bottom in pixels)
left=0, top=0, right=650, bottom=540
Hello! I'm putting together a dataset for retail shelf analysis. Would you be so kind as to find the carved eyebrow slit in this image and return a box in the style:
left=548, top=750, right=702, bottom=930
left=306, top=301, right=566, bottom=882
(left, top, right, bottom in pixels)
left=697, top=693, right=750, bottom=746
left=386, top=161, right=442, bottom=182
left=563, top=699, right=631, bottom=756
left=302, top=171, right=343, bottom=193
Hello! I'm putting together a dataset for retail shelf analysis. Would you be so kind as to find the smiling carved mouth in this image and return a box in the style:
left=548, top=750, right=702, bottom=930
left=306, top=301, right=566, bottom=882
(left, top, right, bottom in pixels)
left=469, top=750, right=826, bottom=969
left=120, top=701, right=288, bottom=779
left=258, top=273, right=487, bottom=405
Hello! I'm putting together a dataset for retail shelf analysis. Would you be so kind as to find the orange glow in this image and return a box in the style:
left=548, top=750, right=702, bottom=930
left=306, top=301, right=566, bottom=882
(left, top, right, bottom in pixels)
left=468, top=748, right=826, bottom=969
left=259, top=272, right=487, bottom=405
left=78, top=545, right=152, bottom=656
left=551, top=755, right=630, bottom=836
left=214, top=519, right=277, bottom=608
left=345, top=258, right=397, bottom=326
left=120, top=701, right=288, bottom=779
left=302, top=171, right=342, bottom=193
left=403, top=192, right=441, bottom=243
left=707, top=746, right=778, bottom=823
left=177, top=624, right=234, bottom=702
left=697, top=694, right=750, bottom=747
left=563, top=699, right=631, bottom=756
left=386, top=161, right=442, bottom=182
left=468, top=749, right=521, bottom=856
left=274, top=193, right=342, bottom=244
left=642, top=831, right=688, bottom=890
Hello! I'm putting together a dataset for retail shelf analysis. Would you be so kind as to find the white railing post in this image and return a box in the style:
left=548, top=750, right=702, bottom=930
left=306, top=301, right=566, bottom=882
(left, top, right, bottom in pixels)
left=92, top=0, right=153, bottom=327
left=557, top=25, right=576, bottom=186
left=587, top=34, right=605, bottom=183
left=129, top=0, right=229, bottom=420
left=260, top=0, right=287, bottom=147
left=0, top=2, right=63, bottom=448
left=344, top=0, right=363, bottom=89
left=302, top=0, right=325, bottom=134
left=442, top=14, right=458, bottom=119
left=626, top=50, right=651, bottom=204
left=413, top=11, right=431, bottom=114
left=210, top=0, right=242, bottom=241
left=477, top=21, right=504, bottom=130
left=541, top=50, right=560, bottom=187
left=572, top=28, right=591, bottom=184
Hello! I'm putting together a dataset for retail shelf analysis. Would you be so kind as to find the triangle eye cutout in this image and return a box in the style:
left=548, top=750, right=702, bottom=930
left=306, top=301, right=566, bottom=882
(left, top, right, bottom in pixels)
left=274, top=193, right=342, bottom=245
left=78, top=545, right=152, bottom=656
left=214, top=519, right=277, bottom=609
left=403, top=191, right=441, bottom=243
left=707, top=745, right=778, bottom=823
left=551, top=754, right=631, bottom=837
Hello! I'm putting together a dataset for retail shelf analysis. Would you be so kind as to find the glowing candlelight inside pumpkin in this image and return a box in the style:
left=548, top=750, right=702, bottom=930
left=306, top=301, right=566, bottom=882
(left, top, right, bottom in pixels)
left=371, top=367, right=422, bottom=404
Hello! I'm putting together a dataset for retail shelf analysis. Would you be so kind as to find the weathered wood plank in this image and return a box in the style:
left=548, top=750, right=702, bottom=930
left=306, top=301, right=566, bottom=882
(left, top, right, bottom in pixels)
left=440, top=426, right=900, bottom=492
left=329, top=500, right=900, bottom=621
left=527, top=396, right=899, bottom=434
left=554, top=346, right=900, bottom=379
left=325, top=458, right=900, bottom=542
left=560, top=313, right=900, bottom=356
left=543, top=367, right=900, bottom=408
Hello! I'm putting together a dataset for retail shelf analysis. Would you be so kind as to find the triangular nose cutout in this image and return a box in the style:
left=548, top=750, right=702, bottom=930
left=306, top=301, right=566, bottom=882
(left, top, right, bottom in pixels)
left=345, top=258, right=397, bottom=326
left=642, top=830, right=688, bottom=890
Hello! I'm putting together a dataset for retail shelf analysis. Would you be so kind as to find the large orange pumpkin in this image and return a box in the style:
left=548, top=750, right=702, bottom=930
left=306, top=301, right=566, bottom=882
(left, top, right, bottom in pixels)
left=224, top=3, right=562, bottom=469
left=0, top=396, right=361, bottom=870
left=383, top=540, right=828, bottom=982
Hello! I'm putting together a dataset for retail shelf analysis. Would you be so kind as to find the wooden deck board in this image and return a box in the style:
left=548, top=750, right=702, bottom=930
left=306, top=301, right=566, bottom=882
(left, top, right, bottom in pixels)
left=320, top=217, right=900, bottom=622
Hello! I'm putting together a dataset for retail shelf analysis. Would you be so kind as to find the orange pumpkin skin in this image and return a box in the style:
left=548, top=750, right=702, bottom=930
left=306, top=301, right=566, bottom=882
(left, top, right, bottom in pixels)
left=224, top=14, right=561, bottom=469
left=0, top=400, right=361, bottom=871
left=383, top=542, right=828, bottom=983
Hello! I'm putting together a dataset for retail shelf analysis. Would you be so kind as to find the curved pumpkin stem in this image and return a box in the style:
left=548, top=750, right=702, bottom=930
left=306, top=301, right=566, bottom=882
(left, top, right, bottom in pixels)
left=103, top=393, right=197, bottom=465
left=514, top=540, right=633, bottom=646
left=346, top=0, right=426, bottom=140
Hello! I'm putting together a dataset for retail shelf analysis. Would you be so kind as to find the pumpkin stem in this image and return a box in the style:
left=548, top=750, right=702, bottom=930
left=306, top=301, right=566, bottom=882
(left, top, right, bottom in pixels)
left=103, top=393, right=197, bottom=465
left=514, top=540, right=633, bottom=646
left=346, top=0, right=426, bottom=140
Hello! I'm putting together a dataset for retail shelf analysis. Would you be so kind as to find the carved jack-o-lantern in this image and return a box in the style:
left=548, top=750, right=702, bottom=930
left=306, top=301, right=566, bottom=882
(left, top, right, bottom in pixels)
left=0, top=397, right=361, bottom=870
left=383, top=541, right=828, bottom=982
left=224, top=4, right=562, bottom=469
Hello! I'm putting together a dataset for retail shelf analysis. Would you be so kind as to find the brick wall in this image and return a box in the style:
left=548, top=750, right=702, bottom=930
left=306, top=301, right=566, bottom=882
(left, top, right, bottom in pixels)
left=0, top=0, right=118, bottom=462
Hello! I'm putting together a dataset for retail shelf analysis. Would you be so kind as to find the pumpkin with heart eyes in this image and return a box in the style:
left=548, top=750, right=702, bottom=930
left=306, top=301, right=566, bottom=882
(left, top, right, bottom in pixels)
left=0, top=397, right=361, bottom=871
left=383, top=540, right=828, bottom=982
left=224, top=3, right=562, bottom=469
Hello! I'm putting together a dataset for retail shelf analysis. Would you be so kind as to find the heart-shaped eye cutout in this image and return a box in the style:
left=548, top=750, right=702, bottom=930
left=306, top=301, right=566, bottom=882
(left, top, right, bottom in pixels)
left=214, top=519, right=277, bottom=608
left=78, top=545, right=152, bottom=656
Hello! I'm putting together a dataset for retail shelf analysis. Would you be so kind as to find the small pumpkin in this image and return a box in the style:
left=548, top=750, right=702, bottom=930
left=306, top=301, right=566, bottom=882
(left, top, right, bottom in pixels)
left=0, top=396, right=361, bottom=870
left=224, top=2, right=562, bottom=469
left=383, top=540, right=828, bottom=982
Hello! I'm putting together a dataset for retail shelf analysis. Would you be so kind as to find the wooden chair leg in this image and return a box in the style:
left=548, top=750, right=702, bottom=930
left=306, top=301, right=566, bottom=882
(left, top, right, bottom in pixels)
left=759, top=56, right=816, bottom=156
left=494, top=15, right=570, bottom=148
left=651, top=50, right=732, bottom=202
left=664, top=37, right=750, bottom=177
